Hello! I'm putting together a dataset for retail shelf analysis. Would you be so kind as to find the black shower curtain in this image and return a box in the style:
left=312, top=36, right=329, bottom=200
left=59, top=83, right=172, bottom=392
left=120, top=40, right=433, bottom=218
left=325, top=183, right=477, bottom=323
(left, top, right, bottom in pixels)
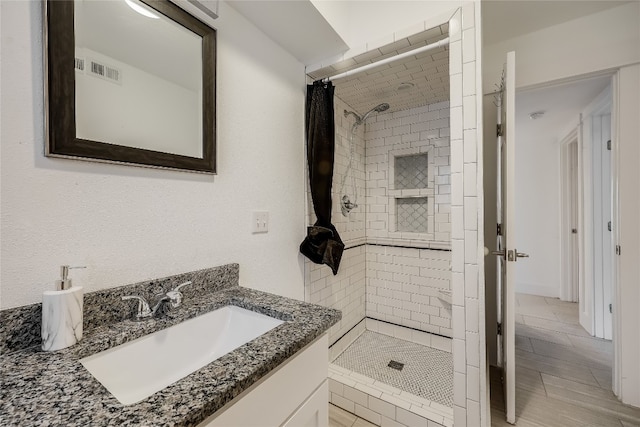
left=299, top=81, right=344, bottom=275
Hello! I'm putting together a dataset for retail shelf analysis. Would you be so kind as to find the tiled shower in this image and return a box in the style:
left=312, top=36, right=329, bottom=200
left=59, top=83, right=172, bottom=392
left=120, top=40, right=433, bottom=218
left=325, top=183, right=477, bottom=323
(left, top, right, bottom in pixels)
left=305, top=22, right=455, bottom=427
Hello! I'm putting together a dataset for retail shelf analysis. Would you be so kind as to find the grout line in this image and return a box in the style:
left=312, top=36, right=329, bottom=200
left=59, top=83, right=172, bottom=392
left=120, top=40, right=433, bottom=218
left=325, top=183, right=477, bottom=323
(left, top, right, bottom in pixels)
left=539, top=370, right=549, bottom=398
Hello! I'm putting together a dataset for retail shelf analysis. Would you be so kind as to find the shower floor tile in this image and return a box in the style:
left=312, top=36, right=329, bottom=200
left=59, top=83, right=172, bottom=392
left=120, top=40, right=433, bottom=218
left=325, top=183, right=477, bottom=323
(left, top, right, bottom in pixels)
left=333, top=331, right=453, bottom=407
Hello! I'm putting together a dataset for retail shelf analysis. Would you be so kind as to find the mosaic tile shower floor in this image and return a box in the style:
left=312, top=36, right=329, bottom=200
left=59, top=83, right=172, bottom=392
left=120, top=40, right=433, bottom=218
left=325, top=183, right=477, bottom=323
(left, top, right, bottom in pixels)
left=333, top=331, right=453, bottom=407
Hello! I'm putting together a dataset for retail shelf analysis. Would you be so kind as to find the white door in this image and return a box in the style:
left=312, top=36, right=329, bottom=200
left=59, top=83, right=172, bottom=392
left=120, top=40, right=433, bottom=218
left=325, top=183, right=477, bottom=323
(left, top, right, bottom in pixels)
left=496, top=51, right=525, bottom=425
left=601, top=115, right=613, bottom=340
left=569, top=141, right=580, bottom=302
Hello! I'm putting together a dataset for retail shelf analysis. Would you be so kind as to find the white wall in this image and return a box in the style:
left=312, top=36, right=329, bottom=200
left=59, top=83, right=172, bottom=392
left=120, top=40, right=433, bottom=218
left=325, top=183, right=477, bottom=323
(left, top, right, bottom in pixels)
left=483, top=2, right=640, bottom=91
left=0, top=0, right=306, bottom=309
left=75, top=48, right=201, bottom=157
left=617, top=63, right=640, bottom=407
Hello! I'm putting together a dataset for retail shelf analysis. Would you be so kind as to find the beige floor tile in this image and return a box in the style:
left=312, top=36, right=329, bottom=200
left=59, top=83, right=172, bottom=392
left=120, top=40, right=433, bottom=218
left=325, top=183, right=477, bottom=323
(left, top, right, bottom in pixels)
left=567, top=334, right=613, bottom=354
left=546, top=303, right=579, bottom=316
left=330, top=403, right=357, bottom=427
left=522, top=315, right=591, bottom=337
left=516, top=348, right=601, bottom=387
left=517, top=294, right=549, bottom=307
left=540, top=372, right=620, bottom=402
left=552, top=310, right=582, bottom=325
left=515, top=322, right=573, bottom=346
left=543, top=296, right=574, bottom=306
left=544, top=382, right=640, bottom=424
left=590, top=366, right=613, bottom=390
left=491, top=294, right=639, bottom=427
left=530, top=338, right=612, bottom=370
left=515, top=334, right=534, bottom=352
left=516, top=305, right=560, bottom=321
left=515, top=366, right=546, bottom=396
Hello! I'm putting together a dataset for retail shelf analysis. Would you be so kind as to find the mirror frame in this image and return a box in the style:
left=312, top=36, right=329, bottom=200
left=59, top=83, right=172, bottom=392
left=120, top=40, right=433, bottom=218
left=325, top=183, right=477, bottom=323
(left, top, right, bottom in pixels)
left=44, top=0, right=217, bottom=174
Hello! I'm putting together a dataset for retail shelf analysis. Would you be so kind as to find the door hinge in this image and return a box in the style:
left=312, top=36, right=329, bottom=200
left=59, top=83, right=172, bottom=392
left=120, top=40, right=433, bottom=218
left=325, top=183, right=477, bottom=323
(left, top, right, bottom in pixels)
left=609, top=303, right=612, bottom=314
left=608, top=221, right=612, bottom=232
left=615, top=245, right=621, bottom=255
left=607, top=140, right=612, bottom=150
left=497, top=124, right=503, bottom=137
left=497, top=223, right=502, bottom=236
left=497, top=322, right=502, bottom=335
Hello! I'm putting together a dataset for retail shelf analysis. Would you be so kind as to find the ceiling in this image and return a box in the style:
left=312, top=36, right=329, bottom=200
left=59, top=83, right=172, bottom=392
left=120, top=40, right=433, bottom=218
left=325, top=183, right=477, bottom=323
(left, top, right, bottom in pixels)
left=226, top=0, right=348, bottom=65
left=307, top=24, right=449, bottom=116
left=75, top=0, right=202, bottom=91
left=482, top=0, right=631, bottom=46
left=516, top=75, right=611, bottom=142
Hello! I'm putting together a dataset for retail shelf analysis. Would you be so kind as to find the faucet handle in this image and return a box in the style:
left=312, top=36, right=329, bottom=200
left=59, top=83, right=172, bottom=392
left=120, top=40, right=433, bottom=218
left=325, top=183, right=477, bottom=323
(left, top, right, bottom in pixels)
left=165, top=281, right=192, bottom=308
left=173, top=281, right=192, bottom=292
left=122, top=295, right=152, bottom=319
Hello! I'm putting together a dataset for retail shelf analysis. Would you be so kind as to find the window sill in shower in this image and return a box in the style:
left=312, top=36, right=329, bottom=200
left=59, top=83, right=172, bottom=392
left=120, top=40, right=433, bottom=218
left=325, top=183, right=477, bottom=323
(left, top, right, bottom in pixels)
left=388, top=188, right=434, bottom=198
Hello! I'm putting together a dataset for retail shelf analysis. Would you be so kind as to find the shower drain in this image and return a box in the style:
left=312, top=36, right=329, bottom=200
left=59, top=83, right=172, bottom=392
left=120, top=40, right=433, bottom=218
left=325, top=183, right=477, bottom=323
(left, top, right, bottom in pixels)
left=387, top=360, right=405, bottom=371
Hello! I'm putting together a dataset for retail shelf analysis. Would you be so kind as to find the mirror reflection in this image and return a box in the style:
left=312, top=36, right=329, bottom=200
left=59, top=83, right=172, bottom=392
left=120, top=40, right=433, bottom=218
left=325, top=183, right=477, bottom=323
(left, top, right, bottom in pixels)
left=73, top=0, right=203, bottom=158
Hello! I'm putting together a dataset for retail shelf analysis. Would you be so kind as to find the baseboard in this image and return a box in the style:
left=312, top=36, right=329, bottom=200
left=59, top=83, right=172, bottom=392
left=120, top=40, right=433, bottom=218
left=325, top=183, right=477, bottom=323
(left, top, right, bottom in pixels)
left=515, top=282, right=559, bottom=298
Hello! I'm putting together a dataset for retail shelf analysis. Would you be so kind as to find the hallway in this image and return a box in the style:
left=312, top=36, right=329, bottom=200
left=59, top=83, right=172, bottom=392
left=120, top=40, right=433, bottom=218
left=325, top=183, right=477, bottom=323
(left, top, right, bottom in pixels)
left=491, top=293, right=640, bottom=426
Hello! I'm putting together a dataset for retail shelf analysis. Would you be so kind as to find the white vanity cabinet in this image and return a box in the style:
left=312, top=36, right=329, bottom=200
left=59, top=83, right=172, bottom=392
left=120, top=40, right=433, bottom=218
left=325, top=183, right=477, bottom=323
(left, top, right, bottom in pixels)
left=199, top=334, right=329, bottom=427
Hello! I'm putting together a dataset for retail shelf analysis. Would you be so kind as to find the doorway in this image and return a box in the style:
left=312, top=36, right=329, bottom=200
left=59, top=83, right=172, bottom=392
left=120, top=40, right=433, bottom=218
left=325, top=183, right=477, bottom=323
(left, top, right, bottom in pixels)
left=560, top=134, right=580, bottom=304
left=489, top=74, right=620, bottom=424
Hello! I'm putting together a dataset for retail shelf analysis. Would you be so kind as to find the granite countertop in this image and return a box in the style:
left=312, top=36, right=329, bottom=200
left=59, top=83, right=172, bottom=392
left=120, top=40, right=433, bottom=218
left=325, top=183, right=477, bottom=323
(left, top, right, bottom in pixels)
left=0, top=286, right=341, bottom=426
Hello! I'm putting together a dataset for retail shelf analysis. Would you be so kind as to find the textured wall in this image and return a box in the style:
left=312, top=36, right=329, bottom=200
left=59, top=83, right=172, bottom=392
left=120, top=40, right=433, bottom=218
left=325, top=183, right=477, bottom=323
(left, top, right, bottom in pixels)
left=0, top=1, right=306, bottom=309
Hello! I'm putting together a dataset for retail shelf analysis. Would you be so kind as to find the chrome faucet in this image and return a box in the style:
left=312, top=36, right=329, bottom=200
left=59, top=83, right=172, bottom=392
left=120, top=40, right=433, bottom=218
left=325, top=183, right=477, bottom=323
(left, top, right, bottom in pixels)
left=122, top=281, right=192, bottom=320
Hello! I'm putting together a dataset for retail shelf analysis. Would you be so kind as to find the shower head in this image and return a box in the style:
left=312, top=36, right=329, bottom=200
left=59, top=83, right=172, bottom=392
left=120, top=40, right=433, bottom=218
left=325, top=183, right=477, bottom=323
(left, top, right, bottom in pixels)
left=373, top=103, right=390, bottom=112
left=360, top=103, right=390, bottom=123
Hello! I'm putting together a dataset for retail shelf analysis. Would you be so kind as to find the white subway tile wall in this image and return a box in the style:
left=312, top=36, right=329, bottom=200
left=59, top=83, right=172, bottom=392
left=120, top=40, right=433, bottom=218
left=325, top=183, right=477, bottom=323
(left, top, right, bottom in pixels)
left=306, top=5, right=485, bottom=425
left=305, top=96, right=368, bottom=345
left=366, top=246, right=452, bottom=337
left=305, top=96, right=453, bottom=342
left=329, top=372, right=452, bottom=427
left=365, top=101, right=451, bottom=244
left=306, top=96, right=367, bottom=244
left=305, top=245, right=366, bottom=345
left=450, top=5, right=485, bottom=427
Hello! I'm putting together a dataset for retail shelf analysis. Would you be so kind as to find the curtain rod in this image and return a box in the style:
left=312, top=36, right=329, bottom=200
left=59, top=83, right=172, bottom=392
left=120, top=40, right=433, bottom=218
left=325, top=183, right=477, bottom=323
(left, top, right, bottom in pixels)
left=322, top=37, right=450, bottom=83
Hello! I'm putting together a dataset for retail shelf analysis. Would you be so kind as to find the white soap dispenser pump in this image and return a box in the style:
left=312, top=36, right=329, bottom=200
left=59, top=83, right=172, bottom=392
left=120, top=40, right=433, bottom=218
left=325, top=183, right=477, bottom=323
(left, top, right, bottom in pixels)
left=42, top=265, right=86, bottom=351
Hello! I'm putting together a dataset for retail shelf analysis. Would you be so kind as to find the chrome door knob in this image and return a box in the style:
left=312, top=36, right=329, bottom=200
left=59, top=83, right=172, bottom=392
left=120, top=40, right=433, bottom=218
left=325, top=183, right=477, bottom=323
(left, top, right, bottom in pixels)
left=507, top=249, right=529, bottom=261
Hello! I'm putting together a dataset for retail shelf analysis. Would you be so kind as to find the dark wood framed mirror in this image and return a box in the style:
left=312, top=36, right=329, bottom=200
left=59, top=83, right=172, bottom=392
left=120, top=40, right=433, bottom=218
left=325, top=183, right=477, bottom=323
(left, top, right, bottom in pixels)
left=45, top=0, right=216, bottom=173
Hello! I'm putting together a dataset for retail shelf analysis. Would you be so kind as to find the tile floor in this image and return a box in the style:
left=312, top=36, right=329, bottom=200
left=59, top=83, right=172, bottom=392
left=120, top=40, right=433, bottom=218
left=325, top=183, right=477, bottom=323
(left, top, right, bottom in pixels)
left=333, top=331, right=454, bottom=407
left=491, top=293, right=640, bottom=427
left=330, top=403, right=377, bottom=427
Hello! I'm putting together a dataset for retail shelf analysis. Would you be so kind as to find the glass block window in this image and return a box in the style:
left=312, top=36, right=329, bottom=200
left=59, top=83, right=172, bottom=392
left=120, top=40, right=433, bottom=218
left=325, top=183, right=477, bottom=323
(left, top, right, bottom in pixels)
left=396, top=197, right=428, bottom=233
left=394, top=153, right=428, bottom=190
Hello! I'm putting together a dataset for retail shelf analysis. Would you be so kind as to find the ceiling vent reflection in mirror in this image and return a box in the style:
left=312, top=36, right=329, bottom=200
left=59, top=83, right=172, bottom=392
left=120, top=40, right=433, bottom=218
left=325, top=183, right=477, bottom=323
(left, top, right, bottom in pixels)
left=75, top=57, right=122, bottom=85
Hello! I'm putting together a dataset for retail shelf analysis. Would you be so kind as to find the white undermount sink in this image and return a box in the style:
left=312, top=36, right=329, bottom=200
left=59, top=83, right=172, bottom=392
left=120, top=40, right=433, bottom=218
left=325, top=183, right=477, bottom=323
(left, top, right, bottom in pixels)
left=80, top=305, right=285, bottom=405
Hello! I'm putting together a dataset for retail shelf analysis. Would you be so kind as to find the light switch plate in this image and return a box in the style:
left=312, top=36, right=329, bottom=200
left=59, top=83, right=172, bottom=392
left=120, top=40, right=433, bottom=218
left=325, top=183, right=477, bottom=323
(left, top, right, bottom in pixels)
left=252, top=211, right=269, bottom=233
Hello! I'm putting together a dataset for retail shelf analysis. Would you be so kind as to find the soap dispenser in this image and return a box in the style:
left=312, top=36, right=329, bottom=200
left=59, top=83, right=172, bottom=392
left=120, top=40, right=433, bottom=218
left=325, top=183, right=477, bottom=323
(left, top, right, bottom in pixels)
left=42, top=265, right=86, bottom=351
